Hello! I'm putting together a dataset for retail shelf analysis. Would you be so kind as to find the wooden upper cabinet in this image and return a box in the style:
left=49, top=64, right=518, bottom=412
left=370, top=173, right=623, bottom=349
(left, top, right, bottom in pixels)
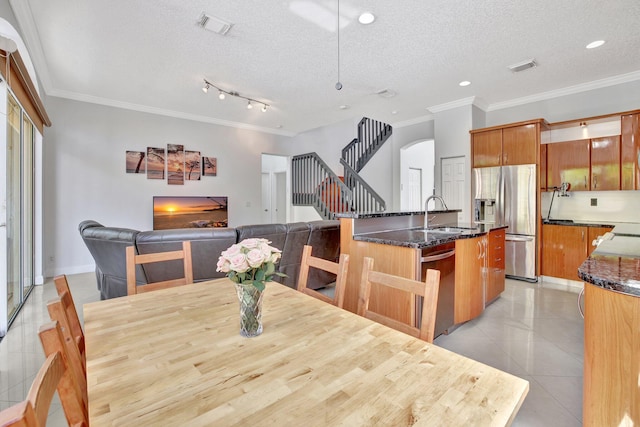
left=472, top=129, right=502, bottom=168
left=502, top=124, right=538, bottom=165
left=621, top=113, right=640, bottom=190
left=547, top=139, right=591, bottom=191
left=540, top=144, right=548, bottom=190
left=590, top=136, right=621, bottom=191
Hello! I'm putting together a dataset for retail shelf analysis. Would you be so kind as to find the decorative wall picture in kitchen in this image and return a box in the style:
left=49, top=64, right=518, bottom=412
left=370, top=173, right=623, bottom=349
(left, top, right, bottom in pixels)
left=185, top=150, right=201, bottom=181
left=167, top=144, right=185, bottom=185
left=203, top=157, right=217, bottom=176
left=146, top=147, right=165, bottom=179
left=126, top=151, right=145, bottom=174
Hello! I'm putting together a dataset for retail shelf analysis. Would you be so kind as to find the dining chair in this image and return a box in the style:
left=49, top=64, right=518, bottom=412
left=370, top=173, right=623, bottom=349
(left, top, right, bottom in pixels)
left=51, top=275, right=85, bottom=364
left=297, top=245, right=350, bottom=308
left=38, top=321, right=88, bottom=415
left=126, top=240, right=194, bottom=295
left=357, top=256, right=441, bottom=343
left=0, top=322, right=88, bottom=427
left=47, top=296, right=86, bottom=373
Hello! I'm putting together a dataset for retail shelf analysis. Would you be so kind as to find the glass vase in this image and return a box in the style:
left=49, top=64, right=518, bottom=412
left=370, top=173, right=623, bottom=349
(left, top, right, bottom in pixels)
left=234, top=282, right=264, bottom=337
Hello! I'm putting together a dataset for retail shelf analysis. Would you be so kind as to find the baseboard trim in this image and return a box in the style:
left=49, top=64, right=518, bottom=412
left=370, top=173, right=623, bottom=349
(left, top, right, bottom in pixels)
left=539, top=275, right=583, bottom=294
left=46, top=264, right=95, bottom=279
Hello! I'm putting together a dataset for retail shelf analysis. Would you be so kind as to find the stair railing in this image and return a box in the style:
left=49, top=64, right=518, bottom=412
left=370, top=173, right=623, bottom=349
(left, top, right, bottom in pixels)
left=340, top=159, right=386, bottom=213
left=291, top=152, right=352, bottom=219
left=341, top=118, right=393, bottom=172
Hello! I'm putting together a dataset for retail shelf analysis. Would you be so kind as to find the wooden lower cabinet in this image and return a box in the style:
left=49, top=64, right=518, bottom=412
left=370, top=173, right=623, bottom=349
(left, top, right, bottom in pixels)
left=454, top=235, right=486, bottom=324
left=541, top=224, right=587, bottom=280
left=486, top=229, right=506, bottom=304
left=584, top=283, right=640, bottom=425
left=542, top=224, right=614, bottom=280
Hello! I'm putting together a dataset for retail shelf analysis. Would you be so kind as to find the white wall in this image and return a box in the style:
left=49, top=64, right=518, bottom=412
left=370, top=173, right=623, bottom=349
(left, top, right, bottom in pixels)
left=43, top=97, right=291, bottom=277
left=400, top=140, right=435, bottom=210
left=542, top=190, right=640, bottom=224
left=486, top=80, right=640, bottom=126
left=434, top=105, right=473, bottom=222
left=390, top=120, right=436, bottom=210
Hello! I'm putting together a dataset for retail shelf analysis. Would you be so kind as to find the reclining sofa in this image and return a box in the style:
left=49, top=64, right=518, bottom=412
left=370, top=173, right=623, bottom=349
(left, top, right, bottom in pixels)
left=79, top=220, right=341, bottom=300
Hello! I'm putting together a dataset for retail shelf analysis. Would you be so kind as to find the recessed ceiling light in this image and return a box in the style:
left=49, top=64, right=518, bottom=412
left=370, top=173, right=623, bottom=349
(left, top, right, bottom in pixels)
left=391, top=110, right=398, bottom=115
left=586, top=40, right=605, bottom=49
left=459, top=81, right=471, bottom=87
left=358, top=12, right=375, bottom=25
left=339, top=105, right=350, bottom=110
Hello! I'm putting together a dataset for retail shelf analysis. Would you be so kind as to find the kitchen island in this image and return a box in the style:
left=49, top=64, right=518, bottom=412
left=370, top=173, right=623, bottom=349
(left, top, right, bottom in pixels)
left=578, top=225, right=640, bottom=426
left=338, top=211, right=507, bottom=337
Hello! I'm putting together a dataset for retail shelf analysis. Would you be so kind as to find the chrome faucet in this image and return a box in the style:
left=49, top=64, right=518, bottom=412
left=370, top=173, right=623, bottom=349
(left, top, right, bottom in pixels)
left=424, top=195, right=448, bottom=228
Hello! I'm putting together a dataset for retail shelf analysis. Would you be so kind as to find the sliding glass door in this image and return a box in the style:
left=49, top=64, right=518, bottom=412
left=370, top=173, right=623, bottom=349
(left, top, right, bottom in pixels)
left=5, top=93, right=34, bottom=326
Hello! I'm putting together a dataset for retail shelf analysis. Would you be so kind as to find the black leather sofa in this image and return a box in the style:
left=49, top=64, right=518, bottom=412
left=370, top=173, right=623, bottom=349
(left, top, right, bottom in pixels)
left=79, top=220, right=341, bottom=300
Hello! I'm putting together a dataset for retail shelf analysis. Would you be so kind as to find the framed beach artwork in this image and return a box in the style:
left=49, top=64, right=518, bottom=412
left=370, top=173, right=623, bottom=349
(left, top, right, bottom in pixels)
left=185, top=150, right=201, bottom=181
left=126, top=151, right=145, bottom=174
left=202, top=156, right=217, bottom=176
left=153, top=196, right=228, bottom=229
left=146, top=147, right=165, bottom=179
left=167, top=144, right=185, bottom=185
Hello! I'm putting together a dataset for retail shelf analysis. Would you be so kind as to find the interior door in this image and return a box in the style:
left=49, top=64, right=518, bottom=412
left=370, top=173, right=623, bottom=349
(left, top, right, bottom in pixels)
left=274, top=171, right=286, bottom=223
left=407, top=168, right=422, bottom=211
left=261, top=172, right=271, bottom=223
left=441, top=156, right=466, bottom=222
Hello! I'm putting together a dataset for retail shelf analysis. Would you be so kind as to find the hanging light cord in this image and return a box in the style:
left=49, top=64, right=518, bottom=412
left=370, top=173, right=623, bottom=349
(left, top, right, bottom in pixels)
left=335, top=0, right=342, bottom=90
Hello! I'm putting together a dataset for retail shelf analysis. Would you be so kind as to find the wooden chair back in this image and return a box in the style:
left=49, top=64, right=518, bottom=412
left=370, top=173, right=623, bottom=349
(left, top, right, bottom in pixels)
left=297, top=245, right=349, bottom=308
left=0, top=323, right=88, bottom=426
left=126, top=240, right=194, bottom=295
left=47, top=296, right=86, bottom=378
left=53, top=275, right=84, bottom=352
left=357, top=257, right=441, bottom=343
left=38, top=321, right=88, bottom=422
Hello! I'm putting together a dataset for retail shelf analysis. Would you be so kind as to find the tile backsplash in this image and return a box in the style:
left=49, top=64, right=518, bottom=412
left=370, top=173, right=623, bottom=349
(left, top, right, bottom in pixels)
left=541, top=190, right=640, bottom=223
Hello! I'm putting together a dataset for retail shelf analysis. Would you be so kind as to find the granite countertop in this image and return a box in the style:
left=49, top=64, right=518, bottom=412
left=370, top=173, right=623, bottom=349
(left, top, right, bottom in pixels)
left=336, top=210, right=461, bottom=219
left=353, top=224, right=507, bottom=249
left=542, top=218, right=615, bottom=228
left=579, top=229, right=640, bottom=297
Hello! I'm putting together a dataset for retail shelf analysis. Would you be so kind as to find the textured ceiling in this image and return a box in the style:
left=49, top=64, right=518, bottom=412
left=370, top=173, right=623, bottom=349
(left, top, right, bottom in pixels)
left=10, top=0, right=640, bottom=135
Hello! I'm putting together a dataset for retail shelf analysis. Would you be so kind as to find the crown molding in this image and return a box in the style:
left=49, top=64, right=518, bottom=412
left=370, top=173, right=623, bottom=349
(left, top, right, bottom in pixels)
left=8, top=0, right=53, bottom=93
left=48, top=89, right=297, bottom=137
left=427, top=96, right=486, bottom=113
left=392, top=114, right=434, bottom=128
left=487, top=70, right=640, bottom=112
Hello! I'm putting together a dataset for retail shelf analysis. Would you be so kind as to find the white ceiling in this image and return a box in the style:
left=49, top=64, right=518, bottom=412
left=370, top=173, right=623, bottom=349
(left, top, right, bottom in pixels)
left=10, top=0, right=640, bottom=136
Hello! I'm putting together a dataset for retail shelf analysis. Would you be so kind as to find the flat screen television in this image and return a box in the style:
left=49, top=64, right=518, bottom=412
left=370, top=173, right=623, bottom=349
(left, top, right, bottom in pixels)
left=153, top=196, right=228, bottom=230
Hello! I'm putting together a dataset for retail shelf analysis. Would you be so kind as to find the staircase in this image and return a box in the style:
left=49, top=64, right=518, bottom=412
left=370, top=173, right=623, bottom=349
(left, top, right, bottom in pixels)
left=292, top=117, right=393, bottom=219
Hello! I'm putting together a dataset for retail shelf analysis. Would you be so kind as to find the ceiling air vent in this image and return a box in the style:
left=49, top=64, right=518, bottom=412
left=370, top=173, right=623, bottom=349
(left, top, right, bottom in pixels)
left=197, top=12, right=233, bottom=36
left=508, top=59, right=537, bottom=73
left=376, top=89, right=397, bottom=98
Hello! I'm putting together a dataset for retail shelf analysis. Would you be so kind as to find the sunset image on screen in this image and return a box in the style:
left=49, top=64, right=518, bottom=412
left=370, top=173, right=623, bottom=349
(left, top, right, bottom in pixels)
left=153, top=196, right=228, bottom=229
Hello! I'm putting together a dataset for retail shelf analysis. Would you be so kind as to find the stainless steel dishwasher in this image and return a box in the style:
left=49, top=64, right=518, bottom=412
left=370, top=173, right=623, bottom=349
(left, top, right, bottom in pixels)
left=417, top=242, right=456, bottom=338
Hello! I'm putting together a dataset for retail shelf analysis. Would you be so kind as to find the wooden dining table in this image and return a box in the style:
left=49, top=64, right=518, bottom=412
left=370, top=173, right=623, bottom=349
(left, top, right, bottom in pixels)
left=84, top=278, right=528, bottom=426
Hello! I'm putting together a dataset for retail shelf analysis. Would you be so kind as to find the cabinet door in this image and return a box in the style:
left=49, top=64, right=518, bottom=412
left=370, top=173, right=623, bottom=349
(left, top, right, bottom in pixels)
left=621, top=113, right=640, bottom=190
left=454, top=235, right=486, bottom=323
left=472, top=129, right=502, bottom=168
left=485, top=229, right=505, bottom=304
left=541, top=225, right=587, bottom=280
left=591, top=136, right=620, bottom=191
left=547, top=140, right=590, bottom=191
left=502, top=124, right=537, bottom=165
left=587, top=226, right=614, bottom=257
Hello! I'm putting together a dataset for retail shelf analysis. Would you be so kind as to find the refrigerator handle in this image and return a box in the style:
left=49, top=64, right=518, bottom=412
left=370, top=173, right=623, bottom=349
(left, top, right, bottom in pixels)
left=497, top=168, right=504, bottom=225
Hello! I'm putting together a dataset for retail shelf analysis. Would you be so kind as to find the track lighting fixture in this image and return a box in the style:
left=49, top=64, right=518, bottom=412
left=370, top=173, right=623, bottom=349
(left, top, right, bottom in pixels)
left=202, top=78, right=269, bottom=112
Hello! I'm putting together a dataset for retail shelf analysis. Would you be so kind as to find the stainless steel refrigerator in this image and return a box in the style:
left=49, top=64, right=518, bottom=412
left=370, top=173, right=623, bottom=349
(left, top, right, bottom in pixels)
left=473, top=164, right=537, bottom=281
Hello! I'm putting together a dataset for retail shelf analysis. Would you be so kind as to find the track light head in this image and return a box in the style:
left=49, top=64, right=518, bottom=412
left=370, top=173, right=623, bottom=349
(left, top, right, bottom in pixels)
left=247, top=101, right=253, bottom=109
left=261, top=104, right=268, bottom=112
left=202, top=82, right=210, bottom=93
left=218, top=90, right=225, bottom=100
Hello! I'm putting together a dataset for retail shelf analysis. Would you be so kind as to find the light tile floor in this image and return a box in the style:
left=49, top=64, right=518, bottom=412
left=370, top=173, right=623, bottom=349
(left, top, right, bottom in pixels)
left=0, top=275, right=583, bottom=426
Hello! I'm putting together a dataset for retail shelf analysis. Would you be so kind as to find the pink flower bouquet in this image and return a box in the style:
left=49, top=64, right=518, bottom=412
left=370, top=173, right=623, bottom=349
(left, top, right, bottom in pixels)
left=216, top=238, right=285, bottom=291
